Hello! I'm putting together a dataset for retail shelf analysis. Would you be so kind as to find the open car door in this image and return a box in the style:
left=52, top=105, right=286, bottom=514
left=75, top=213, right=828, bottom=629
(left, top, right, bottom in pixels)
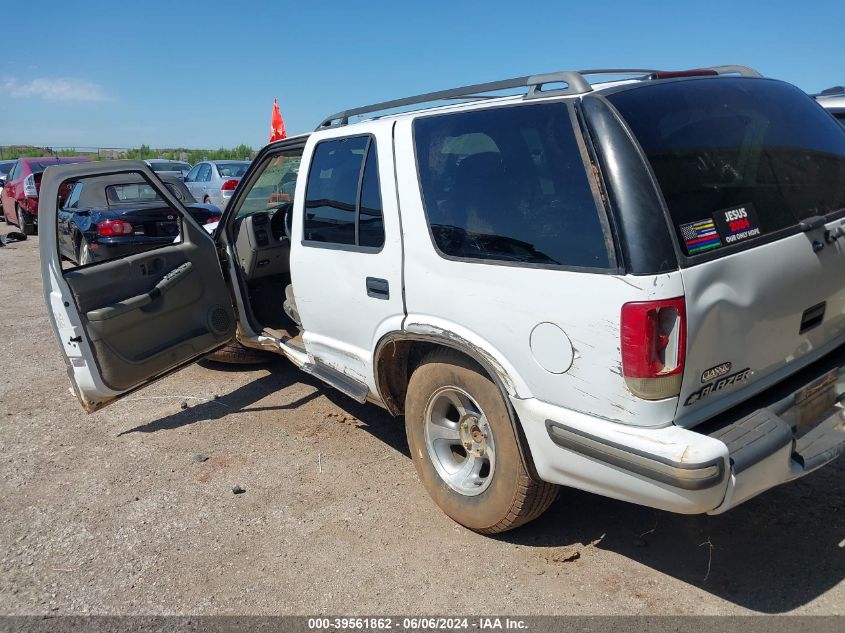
left=39, top=160, right=236, bottom=412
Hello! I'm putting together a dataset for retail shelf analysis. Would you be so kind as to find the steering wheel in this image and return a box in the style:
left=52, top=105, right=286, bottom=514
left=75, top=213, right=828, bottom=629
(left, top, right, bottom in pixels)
left=284, top=205, right=293, bottom=240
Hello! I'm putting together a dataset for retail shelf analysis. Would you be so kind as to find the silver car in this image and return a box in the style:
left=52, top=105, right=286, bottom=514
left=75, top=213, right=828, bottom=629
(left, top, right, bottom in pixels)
left=183, top=160, right=250, bottom=209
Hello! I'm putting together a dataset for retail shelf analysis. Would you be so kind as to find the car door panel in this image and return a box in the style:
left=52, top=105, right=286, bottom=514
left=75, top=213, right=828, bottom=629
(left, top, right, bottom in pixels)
left=39, top=160, right=235, bottom=411
left=290, top=122, right=405, bottom=393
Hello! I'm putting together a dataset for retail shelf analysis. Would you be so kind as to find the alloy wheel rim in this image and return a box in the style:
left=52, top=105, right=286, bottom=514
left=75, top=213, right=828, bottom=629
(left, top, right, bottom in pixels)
left=423, top=386, right=495, bottom=496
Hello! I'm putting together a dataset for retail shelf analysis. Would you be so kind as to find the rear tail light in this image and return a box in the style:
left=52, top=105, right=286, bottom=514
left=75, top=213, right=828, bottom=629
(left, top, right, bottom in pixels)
left=620, top=297, right=686, bottom=400
left=205, top=215, right=221, bottom=224
left=97, top=219, right=134, bottom=236
left=220, top=179, right=238, bottom=191
left=23, top=174, right=37, bottom=196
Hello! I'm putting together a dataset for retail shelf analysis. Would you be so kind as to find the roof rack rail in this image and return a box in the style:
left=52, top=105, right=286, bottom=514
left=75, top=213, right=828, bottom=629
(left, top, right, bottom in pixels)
left=816, top=86, right=845, bottom=97
left=316, top=71, right=592, bottom=130
left=705, top=64, right=763, bottom=78
left=316, top=65, right=764, bottom=130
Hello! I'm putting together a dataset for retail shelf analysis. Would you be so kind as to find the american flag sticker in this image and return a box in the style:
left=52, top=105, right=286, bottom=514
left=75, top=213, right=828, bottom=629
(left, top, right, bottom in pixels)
left=679, top=219, right=722, bottom=255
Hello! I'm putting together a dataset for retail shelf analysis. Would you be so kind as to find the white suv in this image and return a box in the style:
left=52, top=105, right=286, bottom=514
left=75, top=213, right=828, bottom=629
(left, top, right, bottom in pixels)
left=815, top=86, right=845, bottom=128
left=40, top=65, right=845, bottom=533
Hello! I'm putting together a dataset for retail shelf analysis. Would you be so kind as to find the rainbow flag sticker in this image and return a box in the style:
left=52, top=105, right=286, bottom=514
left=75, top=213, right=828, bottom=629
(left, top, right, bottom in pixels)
left=680, top=219, right=722, bottom=255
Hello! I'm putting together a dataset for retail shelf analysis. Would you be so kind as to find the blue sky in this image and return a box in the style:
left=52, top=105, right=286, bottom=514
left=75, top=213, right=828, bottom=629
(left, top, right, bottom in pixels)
left=1, top=0, right=843, bottom=150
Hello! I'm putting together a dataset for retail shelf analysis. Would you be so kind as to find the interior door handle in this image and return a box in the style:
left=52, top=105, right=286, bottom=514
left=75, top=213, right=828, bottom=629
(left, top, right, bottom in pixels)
left=366, top=277, right=389, bottom=300
left=86, top=262, right=193, bottom=321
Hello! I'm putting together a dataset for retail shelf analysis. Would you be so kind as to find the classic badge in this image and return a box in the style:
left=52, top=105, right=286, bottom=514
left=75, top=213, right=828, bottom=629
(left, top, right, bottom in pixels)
left=701, top=362, right=732, bottom=383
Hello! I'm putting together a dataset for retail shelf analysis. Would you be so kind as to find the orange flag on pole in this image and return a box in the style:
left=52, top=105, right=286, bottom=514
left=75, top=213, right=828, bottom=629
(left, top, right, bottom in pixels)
left=270, top=98, right=287, bottom=142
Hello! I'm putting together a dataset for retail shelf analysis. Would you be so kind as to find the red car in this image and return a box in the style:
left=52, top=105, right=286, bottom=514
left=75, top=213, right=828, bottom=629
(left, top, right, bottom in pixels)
left=1, top=156, right=90, bottom=234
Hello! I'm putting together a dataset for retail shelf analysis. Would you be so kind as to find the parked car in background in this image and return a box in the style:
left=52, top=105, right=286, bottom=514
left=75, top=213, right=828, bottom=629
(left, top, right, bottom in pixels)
left=183, top=160, right=250, bottom=210
left=0, top=159, right=15, bottom=220
left=57, top=174, right=220, bottom=265
left=2, top=156, right=90, bottom=234
left=144, top=159, right=192, bottom=179
left=815, top=86, right=845, bottom=128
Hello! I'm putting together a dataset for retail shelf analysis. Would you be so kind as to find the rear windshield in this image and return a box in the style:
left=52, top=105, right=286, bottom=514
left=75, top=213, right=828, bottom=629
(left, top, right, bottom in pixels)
left=608, top=79, right=845, bottom=257
left=28, top=158, right=85, bottom=174
left=106, top=182, right=188, bottom=204
left=150, top=161, right=190, bottom=172
left=28, top=161, right=63, bottom=174
left=216, top=162, right=249, bottom=178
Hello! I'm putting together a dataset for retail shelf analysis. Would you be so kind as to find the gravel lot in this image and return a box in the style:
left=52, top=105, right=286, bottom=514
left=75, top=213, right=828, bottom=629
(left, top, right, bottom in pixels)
left=0, top=235, right=843, bottom=615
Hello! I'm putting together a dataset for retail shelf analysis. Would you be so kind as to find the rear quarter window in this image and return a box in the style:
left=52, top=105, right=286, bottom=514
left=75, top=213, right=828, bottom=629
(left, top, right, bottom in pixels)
left=413, top=102, right=613, bottom=270
left=608, top=78, right=845, bottom=257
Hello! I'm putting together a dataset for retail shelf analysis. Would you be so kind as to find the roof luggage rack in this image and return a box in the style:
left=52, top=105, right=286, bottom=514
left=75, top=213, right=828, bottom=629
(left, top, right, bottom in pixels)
left=815, top=86, right=845, bottom=97
left=316, top=65, right=763, bottom=130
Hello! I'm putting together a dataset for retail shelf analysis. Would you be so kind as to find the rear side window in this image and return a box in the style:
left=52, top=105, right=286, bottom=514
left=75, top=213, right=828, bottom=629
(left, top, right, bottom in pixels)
left=413, top=102, right=611, bottom=269
left=304, top=135, right=384, bottom=249
left=609, top=78, right=845, bottom=257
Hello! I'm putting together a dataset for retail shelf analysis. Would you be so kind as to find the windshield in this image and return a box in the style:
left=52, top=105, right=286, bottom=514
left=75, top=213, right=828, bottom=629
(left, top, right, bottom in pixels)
left=608, top=78, right=845, bottom=257
left=235, top=152, right=301, bottom=219
left=216, top=162, right=249, bottom=178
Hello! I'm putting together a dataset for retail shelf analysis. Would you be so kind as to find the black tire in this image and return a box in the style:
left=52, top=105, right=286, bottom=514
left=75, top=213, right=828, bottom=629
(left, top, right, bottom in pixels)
left=405, top=349, right=558, bottom=534
left=205, top=340, right=271, bottom=365
left=16, top=205, right=35, bottom=236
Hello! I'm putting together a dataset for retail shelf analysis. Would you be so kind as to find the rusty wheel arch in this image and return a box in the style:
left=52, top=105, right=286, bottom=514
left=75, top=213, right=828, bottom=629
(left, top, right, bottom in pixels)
left=373, top=330, right=540, bottom=480
left=373, top=331, right=516, bottom=418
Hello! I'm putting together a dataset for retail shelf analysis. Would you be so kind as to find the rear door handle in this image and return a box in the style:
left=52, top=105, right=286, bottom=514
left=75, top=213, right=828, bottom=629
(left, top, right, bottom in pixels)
left=366, top=277, right=389, bottom=300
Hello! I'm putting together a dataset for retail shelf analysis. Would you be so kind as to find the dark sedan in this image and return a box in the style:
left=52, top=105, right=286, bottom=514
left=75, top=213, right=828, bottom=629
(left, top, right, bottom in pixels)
left=58, top=174, right=221, bottom=266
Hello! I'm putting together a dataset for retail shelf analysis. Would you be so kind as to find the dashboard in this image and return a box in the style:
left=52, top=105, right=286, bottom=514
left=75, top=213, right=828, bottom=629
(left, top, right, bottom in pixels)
left=233, top=207, right=291, bottom=280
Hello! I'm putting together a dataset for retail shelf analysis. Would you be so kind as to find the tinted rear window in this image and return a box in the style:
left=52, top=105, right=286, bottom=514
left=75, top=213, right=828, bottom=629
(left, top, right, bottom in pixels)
left=150, top=162, right=190, bottom=172
left=27, top=159, right=85, bottom=174
left=609, top=79, right=845, bottom=257
left=414, top=102, right=611, bottom=269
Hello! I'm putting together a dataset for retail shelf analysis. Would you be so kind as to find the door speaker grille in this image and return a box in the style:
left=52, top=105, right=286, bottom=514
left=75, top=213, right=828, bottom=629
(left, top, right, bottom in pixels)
left=208, top=305, right=233, bottom=335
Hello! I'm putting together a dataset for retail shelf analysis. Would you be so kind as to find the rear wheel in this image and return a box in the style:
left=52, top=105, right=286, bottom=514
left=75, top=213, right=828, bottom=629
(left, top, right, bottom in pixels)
left=405, top=349, right=558, bottom=534
left=16, top=205, right=35, bottom=235
left=205, top=340, right=271, bottom=365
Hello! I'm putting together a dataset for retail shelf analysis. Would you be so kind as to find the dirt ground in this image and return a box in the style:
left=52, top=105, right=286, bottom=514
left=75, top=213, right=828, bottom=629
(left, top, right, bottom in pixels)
left=0, top=235, right=843, bottom=616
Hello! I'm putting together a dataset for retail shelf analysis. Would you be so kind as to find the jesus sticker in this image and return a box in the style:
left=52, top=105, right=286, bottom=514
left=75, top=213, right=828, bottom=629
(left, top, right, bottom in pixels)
left=712, top=203, right=761, bottom=246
